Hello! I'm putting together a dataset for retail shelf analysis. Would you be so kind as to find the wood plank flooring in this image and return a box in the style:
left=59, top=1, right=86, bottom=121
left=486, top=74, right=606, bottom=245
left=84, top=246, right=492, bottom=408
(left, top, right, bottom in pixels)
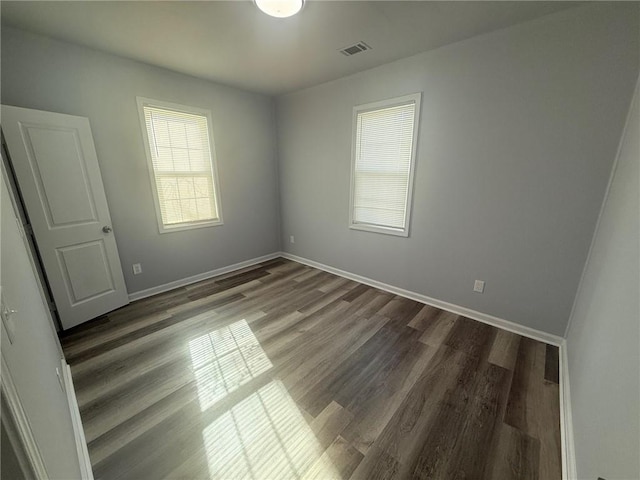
left=61, top=258, right=561, bottom=480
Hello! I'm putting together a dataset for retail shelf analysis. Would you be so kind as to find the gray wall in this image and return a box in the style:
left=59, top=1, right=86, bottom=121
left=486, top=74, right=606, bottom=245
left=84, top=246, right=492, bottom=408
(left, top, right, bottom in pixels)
left=276, top=3, right=639, bottom=335
left=1, top=170, right=82, bottom=478
left=566, top=79, right=639, bottom=479
left=1, top=26, right=281, bottom=295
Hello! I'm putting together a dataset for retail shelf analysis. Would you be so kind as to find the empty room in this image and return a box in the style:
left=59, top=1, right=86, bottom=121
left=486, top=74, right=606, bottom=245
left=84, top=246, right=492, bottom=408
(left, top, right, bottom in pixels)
left=1, top=1, right=638, bottom=479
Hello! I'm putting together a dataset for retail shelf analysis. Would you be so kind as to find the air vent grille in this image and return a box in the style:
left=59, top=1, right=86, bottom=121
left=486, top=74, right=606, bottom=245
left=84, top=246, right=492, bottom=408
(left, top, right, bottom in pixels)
left=339, top=42, right=371, bottom=57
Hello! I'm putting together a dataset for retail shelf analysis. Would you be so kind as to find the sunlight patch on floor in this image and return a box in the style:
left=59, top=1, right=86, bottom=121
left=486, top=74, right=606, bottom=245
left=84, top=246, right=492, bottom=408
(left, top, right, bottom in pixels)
left=188, top=319, right=340, bottom=479
left=188, top=319, right=273, bottom=411
left=202, top=380, right=340, bottom=479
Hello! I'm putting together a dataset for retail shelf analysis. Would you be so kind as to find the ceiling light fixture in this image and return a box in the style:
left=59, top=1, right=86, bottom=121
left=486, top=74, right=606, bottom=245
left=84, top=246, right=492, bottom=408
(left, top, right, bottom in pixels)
left=255, top=0, right=304, bottom=18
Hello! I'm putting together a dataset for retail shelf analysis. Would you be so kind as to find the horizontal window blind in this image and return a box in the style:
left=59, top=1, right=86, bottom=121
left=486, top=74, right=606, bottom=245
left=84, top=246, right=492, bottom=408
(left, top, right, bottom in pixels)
left=353, top=101, right=416, bottom=230
left=142, top=105, right=220, bottom=227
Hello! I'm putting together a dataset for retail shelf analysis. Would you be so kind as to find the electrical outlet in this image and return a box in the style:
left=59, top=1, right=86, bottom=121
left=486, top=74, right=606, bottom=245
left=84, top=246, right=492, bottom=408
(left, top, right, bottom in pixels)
left=132, top=263, right=142, bottom=275
left=289, top=235, right=295, bottom=244
left=473, top=280, right=485, bottom=293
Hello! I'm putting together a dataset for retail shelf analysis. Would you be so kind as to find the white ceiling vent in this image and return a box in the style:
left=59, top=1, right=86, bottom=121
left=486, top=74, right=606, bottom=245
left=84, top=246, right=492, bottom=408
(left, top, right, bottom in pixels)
left=339, top=42, right=371, bottom=57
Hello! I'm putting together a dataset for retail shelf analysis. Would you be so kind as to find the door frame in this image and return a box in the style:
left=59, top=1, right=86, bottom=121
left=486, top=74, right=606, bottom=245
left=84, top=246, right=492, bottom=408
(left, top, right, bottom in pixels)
left=1, top=354, right=48, bottom=479
left=1, top=156, right=94, bottom=479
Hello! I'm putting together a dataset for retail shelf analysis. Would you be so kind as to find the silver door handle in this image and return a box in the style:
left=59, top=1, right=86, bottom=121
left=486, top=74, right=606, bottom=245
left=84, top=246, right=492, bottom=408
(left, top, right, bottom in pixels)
left=102, top=225, right=113, bottom=233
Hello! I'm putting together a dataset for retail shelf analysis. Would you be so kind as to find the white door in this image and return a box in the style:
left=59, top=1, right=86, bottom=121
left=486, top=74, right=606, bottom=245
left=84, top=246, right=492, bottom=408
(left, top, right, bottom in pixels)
left=2, top=105, right=128, bottom=329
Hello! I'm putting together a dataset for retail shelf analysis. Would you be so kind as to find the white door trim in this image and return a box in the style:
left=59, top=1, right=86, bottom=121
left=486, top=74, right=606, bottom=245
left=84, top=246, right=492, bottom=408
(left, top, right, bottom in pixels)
left=0, top=353, right=49, bottom=480
left=61, top=359, right=94, bottom=479
left=559, top=340, right=577, bottom=479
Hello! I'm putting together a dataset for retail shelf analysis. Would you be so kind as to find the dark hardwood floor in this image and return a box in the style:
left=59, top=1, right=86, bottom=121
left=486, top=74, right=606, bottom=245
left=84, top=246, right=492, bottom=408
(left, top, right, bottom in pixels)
left=61, top=258, right=561, bottom=480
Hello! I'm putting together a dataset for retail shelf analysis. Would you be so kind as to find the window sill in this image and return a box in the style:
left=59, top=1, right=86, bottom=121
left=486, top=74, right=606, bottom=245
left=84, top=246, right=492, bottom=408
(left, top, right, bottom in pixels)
left=158, top=219, right=223, bottom=234
left=349, top=223, right=409, bottom=237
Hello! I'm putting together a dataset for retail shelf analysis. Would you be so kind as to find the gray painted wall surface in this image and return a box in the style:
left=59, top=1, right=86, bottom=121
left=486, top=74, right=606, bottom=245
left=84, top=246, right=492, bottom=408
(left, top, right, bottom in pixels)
left=1, top=26, right=281, bottom=295
left=276, top=4, right=639, bottom=335
left=566, top=80, right=639, bottom=479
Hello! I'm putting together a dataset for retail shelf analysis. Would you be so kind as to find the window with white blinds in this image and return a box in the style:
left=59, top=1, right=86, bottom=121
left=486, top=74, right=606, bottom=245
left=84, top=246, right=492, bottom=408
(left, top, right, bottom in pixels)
left=350, top=93, right=421, bottom=237
left=137, top=98, right=223, bottom=233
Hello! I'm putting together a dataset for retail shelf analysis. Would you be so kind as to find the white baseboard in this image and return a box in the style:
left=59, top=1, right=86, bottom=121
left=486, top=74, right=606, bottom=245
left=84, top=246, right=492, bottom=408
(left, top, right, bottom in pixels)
left=283, top=252, right=574, bottom=477
left=559, top=340, right=577, bottom=479
left=128, top=250, right=571, bottom=477
left=61, top=359, right=94, bottom=480
left=128, top=252, right=282, bottom=302
left=281, top=252, right=563, bottom=346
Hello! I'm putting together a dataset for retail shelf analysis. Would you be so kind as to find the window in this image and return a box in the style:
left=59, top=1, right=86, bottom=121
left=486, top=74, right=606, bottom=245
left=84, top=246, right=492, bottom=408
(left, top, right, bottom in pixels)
left=137, top=97, right=223, bottom=233
left=349, top=93, right=421, bottom=237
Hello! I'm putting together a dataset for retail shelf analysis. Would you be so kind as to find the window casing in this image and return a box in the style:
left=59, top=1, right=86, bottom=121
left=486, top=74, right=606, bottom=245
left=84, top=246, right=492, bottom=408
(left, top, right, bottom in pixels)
left=349, top=93, right=421, bottom=237
left=137, top=97, right=223, bottom=233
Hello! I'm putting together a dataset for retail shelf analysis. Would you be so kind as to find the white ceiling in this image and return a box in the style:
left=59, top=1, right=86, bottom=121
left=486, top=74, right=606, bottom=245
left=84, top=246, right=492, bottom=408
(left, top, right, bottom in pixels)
left=1, top=1, right=581, bottom=96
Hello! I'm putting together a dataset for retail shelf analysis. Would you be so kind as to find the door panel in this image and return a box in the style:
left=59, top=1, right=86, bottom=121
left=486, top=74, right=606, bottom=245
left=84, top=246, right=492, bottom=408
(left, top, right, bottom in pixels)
left=23, top=125, right=98, bottom=227
left=57, top=240, right=116, bottom=304
left=2, top=105, right=129, bottom=329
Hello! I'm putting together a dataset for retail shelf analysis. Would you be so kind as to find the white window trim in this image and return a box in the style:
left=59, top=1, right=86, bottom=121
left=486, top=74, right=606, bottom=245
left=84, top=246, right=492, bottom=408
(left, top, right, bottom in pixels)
left=136, top=96, right=224, bottom=234
left=348, top=92, right=421, bottom=238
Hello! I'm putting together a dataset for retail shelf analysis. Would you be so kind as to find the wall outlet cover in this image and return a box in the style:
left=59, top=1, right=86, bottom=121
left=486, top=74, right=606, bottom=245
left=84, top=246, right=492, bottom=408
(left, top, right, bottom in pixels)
left=473, top=280, right=485, bottom=293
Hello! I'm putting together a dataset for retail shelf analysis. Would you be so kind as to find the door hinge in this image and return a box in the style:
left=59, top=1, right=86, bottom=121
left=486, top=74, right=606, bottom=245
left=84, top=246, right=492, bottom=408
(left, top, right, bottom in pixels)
left=48, top=300, right=57, bottom=313
left=25, top=224, right=34, bottom=236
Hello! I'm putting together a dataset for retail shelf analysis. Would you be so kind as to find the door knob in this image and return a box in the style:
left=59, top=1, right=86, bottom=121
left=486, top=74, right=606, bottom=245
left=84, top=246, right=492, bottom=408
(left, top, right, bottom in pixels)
left=102, top=225, right=113, bottom=233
